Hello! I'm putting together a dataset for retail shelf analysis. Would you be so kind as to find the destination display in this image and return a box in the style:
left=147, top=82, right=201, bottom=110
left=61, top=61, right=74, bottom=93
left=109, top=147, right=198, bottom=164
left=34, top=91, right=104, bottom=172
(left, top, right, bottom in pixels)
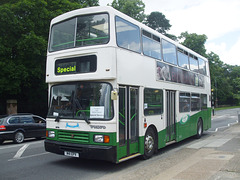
left=55, top=55, right=97, bottom=75
left=56, top=61, right=77, bottom=74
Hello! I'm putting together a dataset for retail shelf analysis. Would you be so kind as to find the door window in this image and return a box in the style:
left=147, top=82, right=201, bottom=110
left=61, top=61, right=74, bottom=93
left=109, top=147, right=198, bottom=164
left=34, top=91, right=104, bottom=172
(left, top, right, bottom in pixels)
left=20, top=117, right=34, bottom=124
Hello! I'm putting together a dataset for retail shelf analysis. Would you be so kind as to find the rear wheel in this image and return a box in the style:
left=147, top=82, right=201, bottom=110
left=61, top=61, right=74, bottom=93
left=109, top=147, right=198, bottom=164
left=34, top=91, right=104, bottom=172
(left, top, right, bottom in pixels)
left=143, top=127, right=156, bottom=159
left=14, top=131, right=24, bottom=144
left=196, top=119, right=203, bottom=139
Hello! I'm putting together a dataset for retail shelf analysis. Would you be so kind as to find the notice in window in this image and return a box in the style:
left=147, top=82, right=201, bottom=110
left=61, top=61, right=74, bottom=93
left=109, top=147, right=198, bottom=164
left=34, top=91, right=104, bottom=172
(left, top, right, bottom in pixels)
left=90, top=106, right=104, bottom=118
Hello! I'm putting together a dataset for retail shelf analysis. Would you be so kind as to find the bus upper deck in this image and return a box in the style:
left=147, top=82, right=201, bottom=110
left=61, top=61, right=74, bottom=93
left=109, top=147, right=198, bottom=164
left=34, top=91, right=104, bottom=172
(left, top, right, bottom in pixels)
left=46, top=6, right=209, bottom=89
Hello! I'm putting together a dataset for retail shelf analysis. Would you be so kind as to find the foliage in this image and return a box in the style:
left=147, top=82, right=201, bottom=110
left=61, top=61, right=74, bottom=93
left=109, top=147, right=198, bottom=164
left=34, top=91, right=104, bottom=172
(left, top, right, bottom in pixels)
left=0, top=0, right=99, bottom=116
left=226, top=65, right=240, bottom=105
left=69, top=0, right=99, bottom=6
left=145, top=11, right=171, bottom=34
left=165, top=33, right=178, bottom=41
left=178, top=31, right=207, bottom=57
left=111, top=0, right=145, bottom=22
left=207, top=52, right=236, bottom=106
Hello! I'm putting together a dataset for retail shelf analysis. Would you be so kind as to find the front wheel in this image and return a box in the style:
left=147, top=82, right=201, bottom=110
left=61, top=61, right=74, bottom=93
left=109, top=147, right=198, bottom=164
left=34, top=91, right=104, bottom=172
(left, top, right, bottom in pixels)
left=14, top=131, right=24, bottom=144
left=142, top=127, right=156, bottom=159
left=196, top=119, right=203, bottom=139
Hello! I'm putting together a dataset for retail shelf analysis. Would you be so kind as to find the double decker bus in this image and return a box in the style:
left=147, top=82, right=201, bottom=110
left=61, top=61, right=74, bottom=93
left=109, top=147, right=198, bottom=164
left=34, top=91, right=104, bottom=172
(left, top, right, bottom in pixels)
left=44, top=6, right=211, bottom=163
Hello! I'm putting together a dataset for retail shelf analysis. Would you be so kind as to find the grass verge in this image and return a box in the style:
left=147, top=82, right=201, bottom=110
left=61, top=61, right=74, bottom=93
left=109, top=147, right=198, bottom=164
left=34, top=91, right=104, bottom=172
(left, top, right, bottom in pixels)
left=215, top=106, right=240, bottom=111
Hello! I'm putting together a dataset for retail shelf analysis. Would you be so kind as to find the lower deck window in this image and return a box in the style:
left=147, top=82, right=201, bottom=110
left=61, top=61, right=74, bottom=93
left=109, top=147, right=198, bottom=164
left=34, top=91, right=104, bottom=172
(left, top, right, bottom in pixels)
left=180, top=92, right=206, bottom=113
left=191, top=93, right=200, bottom=111
left=179, top=92, right=190, bottom=112
left=144, top=88, right=163, bottom=115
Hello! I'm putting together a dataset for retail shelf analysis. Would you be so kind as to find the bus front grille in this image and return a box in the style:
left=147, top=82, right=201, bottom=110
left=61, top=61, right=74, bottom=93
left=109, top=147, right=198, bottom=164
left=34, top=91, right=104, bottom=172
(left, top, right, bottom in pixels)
left=58, top=130, right=89, bottom=143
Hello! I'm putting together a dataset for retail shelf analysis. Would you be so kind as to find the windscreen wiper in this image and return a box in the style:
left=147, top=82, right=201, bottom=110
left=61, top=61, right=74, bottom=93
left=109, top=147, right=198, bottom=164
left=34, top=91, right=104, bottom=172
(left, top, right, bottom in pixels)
left=55, top=109, right=63, bottom=122
left=75, top=99, right=90, bottom=124
left=55, top=115, right=60, bottom=122
left=84, top=116, right=90, bottom=124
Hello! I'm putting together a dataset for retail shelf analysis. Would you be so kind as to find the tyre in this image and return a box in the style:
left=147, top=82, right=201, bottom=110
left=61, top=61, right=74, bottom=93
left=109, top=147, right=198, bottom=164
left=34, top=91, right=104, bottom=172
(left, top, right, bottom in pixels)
left=142, top=127, right=156, bottom=159
left=14, top=131, right=24, bottom=144
left=196, top=119, right=203, bottom=139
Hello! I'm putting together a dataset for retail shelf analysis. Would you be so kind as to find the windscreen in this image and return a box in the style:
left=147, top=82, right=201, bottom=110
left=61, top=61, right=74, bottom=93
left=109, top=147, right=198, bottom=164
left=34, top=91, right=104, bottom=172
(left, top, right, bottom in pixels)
left=47, top=82, right=113, bottom=120
left=49, top=13, right=109, bottom=52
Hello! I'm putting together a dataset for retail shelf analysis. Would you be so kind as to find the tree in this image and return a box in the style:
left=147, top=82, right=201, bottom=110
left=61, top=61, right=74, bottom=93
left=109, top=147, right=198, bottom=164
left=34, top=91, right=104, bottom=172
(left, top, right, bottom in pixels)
left=111, top=0, right=145, bottom=22
left=165, top=33, right=178, bottom=41
left=178, top=31, right=207, bottom=57
left=0, top=0, right=85, bottom=116
left=226, top=65, right=240, bottom=105
left=145, top=11, right=171, bottom=34
left=207, top=52, right=233, bottom=106
left=69, top=0, right=99, bottom=6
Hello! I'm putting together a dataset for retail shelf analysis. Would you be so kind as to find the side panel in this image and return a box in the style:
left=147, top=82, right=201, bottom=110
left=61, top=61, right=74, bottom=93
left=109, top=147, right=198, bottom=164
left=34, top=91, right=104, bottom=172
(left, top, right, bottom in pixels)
left=177, top=108, right=211, bottom=141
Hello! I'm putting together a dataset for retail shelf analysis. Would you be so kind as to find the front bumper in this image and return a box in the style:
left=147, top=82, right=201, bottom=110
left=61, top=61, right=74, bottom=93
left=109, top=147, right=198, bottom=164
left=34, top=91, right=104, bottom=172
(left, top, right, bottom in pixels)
left=44, top=139, right=116, bottom=163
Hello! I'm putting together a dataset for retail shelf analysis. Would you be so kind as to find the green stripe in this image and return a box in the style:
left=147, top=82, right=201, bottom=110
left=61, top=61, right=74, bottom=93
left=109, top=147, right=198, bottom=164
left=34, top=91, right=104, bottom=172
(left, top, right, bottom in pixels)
left=53, top=36, right=109, bottom=48
left=119, top=120, right=125, bottom=126
left=76, top=36, right=108, bottom=42
left=119, top=112, right=125, bottom=119
left=148, top=104, right=162, bottom=107
left=76, top=110, right=90, bottom=116
left=130, top=113, right=136, bottom=121
left=53, top=41, right=74, bottom=47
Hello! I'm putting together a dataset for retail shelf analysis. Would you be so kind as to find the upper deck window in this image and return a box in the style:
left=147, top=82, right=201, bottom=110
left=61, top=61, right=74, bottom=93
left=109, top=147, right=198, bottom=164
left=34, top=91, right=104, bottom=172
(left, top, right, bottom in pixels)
left=177, top=48, right=189, bottom=69
left=116, top=16, right=141, bottom=53
left=142, top=30, right=161, bottom=59
left=198, top=58, right=207, bottom=75
left=162, top=39, right=177, bottom=65
left=49, top=13, right=109, bottom=52
left=189, top=55, right=199, bottom=73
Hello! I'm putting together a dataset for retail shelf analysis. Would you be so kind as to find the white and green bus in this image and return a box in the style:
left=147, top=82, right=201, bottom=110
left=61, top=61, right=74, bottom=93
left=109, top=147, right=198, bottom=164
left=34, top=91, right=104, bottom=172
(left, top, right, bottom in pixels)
left=45, top=6, right=211, bottom=163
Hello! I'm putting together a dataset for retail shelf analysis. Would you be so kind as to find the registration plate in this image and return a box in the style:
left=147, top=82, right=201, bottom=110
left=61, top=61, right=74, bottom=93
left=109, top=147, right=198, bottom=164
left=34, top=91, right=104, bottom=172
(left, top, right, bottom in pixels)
left=64, top=151, right=79, bottom=158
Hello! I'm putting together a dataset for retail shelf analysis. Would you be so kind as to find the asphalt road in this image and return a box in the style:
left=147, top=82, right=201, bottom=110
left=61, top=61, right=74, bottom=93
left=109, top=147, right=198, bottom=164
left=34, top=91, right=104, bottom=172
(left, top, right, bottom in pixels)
left=1, top=137, right=200, bottom=180
left=208, top=108, right=240, bottom=132
left=1, top=108, right=239, bottom=180
left=0, top=139, right=115, bottom=180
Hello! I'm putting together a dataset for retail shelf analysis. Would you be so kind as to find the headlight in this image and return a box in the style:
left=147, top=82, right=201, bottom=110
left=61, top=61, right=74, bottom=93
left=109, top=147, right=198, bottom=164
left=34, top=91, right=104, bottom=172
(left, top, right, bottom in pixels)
left=94, top=135, right=110, bottom=143
left=94, top=135, right=104, bottom=143
left=47, top=131, right=55, bottom=138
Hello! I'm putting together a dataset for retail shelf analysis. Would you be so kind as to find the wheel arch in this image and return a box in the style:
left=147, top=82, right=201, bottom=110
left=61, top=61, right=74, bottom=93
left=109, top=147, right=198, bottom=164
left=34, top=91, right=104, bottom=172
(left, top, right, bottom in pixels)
left=14, top=128, right=25, bottom=134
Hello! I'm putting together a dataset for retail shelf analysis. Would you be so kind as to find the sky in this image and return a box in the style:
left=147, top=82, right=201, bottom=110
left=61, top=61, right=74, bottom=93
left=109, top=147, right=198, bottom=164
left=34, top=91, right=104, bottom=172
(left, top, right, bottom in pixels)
left=99, top=0, right=240, bottom=66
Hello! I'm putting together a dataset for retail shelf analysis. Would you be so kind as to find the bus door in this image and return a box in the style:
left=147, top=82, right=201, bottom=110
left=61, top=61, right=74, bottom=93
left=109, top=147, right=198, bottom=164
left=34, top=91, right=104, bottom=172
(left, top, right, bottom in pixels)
left=166, top=90, right=176, bottom=142
left=118, top=86, right=139, bottom=160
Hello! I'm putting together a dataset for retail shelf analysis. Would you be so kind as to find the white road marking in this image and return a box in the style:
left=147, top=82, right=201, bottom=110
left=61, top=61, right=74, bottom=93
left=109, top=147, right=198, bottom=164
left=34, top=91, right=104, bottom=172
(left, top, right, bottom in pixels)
left=208, top=120, right=239, bottom=132
left=8, top=152, right=50, bottom=162
left=13, top=144, right=30, bottom=159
